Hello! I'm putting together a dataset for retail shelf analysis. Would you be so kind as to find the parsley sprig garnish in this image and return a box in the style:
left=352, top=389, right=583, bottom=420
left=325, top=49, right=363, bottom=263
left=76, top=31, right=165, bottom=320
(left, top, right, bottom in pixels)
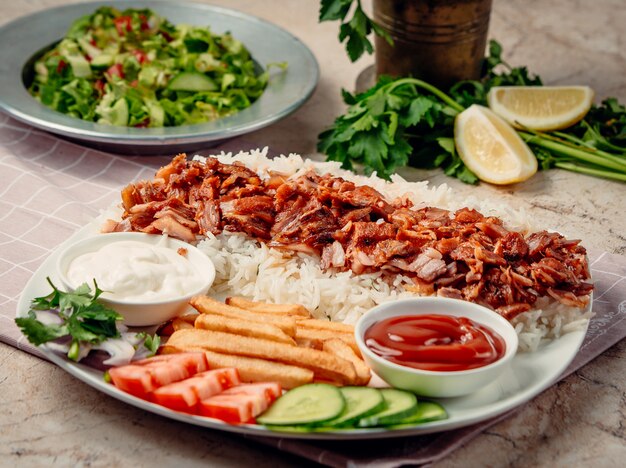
left=319, top=0, right=392, bottom=62
left=15, top=278, right=158, bottom=362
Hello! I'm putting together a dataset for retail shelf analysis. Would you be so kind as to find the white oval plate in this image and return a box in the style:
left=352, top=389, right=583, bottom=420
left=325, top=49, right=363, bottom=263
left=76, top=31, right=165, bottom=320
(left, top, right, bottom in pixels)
left=16, top=222, right=589, bottom=440
left=0, top=0, right=318, bottom=154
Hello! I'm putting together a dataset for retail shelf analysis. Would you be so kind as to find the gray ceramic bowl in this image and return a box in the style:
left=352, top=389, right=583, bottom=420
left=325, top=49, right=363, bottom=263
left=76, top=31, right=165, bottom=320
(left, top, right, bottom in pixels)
left=0, top=0, right=319, bottom=154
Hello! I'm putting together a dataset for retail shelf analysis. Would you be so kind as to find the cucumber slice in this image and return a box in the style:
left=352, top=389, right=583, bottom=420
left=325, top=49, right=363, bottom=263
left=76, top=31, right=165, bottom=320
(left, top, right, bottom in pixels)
left=168, top=72, right=217, bottom=92
left=65, top=54, right=91, bottom=78
left=357, top=388, right=418, bottom=427
left=257, top=384, right=345, bottom=426
left=108, top=98, right=129, bottom=126
left=263, top=425, right=337, bottom=434
left=395, top=400, right=448, bottom=425
left=323, top=387, right=385, bottom=427
left=90, top=53, right=114, bottom=70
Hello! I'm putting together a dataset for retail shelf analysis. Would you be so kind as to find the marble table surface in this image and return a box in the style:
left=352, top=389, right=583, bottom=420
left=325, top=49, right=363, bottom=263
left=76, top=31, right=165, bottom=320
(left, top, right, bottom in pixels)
left=1, top=0, right=625, bottom=466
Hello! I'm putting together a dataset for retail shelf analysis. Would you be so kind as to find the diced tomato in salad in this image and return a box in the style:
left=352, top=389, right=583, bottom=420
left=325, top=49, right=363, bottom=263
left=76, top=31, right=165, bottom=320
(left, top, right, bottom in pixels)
left=106, top=63, right=124, bottom=80
left=132, top=49, right=149, bottom=64
left=94, top=79, right=105, bottom=93
left=56, top=60, right=67, bottom=74
left=152, top=369, right=240, bottom=413
left=114, top=16, right=133, bottom=36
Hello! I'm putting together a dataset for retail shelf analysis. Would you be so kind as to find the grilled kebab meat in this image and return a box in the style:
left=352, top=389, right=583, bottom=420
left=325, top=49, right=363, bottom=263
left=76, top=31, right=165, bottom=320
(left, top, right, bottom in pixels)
left=104, top=155, right=593, bottom=319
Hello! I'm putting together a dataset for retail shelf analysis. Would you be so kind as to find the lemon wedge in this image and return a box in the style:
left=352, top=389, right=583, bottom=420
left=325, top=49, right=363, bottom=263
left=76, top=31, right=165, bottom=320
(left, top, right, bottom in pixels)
left=487, top=85, right=594, bottom=131
left=454, top=104, right=538, bottom=185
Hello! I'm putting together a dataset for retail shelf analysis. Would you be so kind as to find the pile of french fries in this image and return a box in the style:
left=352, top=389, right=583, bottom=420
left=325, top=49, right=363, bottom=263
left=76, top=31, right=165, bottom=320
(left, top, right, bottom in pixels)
left=160, top=296, right=371, bottom=389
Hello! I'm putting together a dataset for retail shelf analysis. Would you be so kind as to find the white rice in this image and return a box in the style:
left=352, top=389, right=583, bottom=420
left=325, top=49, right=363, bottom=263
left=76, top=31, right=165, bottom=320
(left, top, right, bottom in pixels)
left=102, top=148, right=593, bottom=352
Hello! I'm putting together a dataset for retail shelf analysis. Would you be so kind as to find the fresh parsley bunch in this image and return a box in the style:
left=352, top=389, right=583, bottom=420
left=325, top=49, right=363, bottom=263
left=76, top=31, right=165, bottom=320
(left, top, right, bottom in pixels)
left=318, top=40, right=626, bottom=183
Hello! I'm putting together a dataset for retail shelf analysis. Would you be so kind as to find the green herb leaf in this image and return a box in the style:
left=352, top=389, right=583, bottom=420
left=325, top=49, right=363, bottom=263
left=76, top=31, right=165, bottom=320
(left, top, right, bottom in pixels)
left=142, top=333, right=161, bottom=355
left=15, top=278, right=123, bottom=359
left=319, top=0, right=392, bottom=63
left=15, top=314, right=69, bottom=346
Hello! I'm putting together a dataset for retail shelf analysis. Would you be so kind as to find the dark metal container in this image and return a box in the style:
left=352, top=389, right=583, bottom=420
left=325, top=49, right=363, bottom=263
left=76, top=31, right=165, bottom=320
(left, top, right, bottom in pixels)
left=373, top=0, right=493, bottom=88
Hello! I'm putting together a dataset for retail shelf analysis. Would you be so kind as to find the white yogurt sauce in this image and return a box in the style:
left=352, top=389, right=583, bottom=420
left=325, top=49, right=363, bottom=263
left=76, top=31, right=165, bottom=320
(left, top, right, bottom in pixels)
left=66, top=238, right=204, bottom=302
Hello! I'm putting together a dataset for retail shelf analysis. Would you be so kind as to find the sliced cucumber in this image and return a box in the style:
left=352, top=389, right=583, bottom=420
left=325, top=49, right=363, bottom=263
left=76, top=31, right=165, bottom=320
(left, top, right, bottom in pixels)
left=168, top=72, right=217, bottom=92
left=257, top=384, right=345, bottom=426
left=263, top=425, right=337, bottom=434
left=65, top=54, right=91, bottom=78
left=357, top=388, right=418, bottom=427
left=90, top=53, right=114, bottom=69
left=108, top=98, right=129, bottom=126
left=323, top=387, right=386, bottom=427
left=394, top=400, right=448, bottom=426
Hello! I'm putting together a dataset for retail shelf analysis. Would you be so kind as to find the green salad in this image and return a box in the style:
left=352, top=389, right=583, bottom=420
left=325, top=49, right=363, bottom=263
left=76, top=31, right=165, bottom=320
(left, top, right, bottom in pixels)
left=29, top=7, right=281, bottom=127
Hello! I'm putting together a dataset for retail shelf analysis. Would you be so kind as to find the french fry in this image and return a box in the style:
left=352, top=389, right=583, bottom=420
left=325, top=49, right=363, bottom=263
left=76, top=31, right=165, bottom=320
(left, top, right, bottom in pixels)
left=323, top=338, right=371, bottom=386
left=294, top=327, right=360, bottom=356
left=225, top=297, right=311, bottom=317
left=172, top=317, right=195, bottom=331
left=165, top=328, right=358, bottom=385
left=296, top=318, right=355, bottom=334
left=204, top=350, right=312, bottom=389
left=195, top=314, right=296, bottom=345
left=179, top=313, right=199, bottom=325
left=190, top=296, right=297, bottom=337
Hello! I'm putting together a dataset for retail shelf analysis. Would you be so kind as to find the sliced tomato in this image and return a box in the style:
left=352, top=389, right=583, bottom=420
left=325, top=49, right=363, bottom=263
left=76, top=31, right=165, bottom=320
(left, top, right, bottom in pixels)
left=222, top=382, right=282, bottom=410
left=199, top=394, right=262, bottom=424
left=152, top=368, right=240, bottom=413
left=134, top=352, right=208, bottom=375
left=108, top=365, right=156, bottom=399
left=109, top=353, right=208, bottom=399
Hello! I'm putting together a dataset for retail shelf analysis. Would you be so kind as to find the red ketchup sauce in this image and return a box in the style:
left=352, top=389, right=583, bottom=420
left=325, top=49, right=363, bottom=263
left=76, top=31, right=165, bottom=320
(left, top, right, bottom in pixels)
left=364, top=314, right=506, bottom=372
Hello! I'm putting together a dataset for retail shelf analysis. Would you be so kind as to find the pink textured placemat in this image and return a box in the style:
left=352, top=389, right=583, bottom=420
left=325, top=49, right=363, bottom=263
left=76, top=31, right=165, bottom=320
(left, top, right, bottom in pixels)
left=1, top=115, right=624, bottom=467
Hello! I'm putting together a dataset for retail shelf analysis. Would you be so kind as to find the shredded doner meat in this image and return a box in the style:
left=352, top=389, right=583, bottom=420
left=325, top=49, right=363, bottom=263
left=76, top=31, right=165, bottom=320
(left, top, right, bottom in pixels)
left=105, top=154, right=593, bottom=319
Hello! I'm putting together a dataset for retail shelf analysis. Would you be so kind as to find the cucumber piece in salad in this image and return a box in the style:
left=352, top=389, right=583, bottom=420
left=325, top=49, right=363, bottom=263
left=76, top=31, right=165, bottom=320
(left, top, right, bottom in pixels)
left=168, top=72, right=218, bottom=92
left=357, top=388, right=418, bottom=427
left=256, top=384, right=345, bottom=426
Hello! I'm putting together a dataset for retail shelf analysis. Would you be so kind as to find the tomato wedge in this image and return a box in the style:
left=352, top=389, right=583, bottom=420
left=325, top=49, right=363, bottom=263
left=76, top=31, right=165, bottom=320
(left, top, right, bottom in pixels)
left=109, top=353, right=208, bottom=399
left=199, top=394, right=261, bottom=424
left=152, top=368, right=240, bottom=413
left=134, top=353, right=208, bottom=375
left=200, top=382, right=282, bottom=424
left=223, top=382, right=282, bottom=405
